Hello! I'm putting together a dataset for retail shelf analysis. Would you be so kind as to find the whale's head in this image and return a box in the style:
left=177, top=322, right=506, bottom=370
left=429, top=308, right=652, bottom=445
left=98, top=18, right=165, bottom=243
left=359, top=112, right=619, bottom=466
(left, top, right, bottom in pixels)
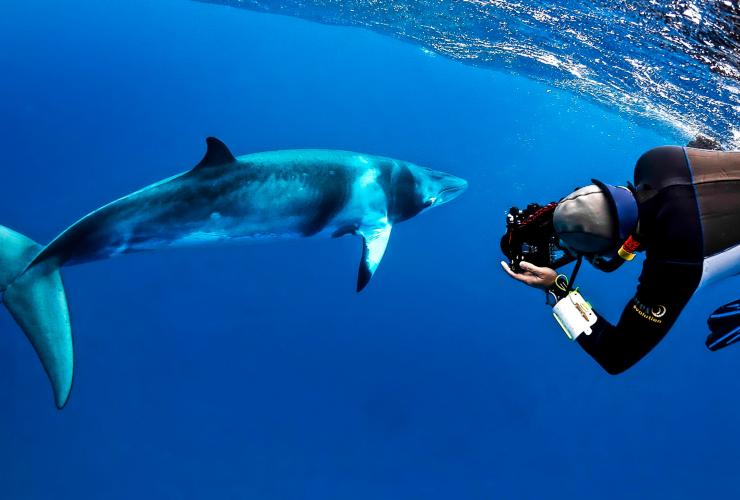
left=390, top=162, right=468, bottom=223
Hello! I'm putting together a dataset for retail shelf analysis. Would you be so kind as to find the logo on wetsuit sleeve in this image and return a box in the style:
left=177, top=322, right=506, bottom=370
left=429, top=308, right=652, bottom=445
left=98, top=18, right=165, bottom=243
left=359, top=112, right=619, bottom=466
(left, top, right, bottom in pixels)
left=651, top=305, right=667, bottom=318
left=632, top=298, right=667, bottom=324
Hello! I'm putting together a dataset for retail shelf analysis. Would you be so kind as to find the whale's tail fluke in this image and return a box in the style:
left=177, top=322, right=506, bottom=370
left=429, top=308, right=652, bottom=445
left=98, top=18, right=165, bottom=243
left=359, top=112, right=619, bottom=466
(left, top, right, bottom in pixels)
left=0, top=225, right=73, bottom=409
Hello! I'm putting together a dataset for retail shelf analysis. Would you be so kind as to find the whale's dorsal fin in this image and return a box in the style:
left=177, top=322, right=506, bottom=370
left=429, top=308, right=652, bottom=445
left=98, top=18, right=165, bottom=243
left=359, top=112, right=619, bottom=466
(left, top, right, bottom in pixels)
left=193, top=137, right=236, bottom=170
left=356, top=223, right=392, bottom=292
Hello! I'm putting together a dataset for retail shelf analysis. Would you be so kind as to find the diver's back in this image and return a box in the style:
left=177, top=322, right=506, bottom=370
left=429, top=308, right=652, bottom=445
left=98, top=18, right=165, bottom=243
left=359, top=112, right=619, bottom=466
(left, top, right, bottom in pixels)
left=686, top=148, right=740, bottom=258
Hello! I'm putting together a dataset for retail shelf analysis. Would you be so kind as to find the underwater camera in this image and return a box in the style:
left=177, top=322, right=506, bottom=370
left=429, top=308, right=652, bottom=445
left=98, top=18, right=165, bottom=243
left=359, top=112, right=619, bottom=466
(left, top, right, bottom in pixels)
left=500, top=202, right=576, bottom=272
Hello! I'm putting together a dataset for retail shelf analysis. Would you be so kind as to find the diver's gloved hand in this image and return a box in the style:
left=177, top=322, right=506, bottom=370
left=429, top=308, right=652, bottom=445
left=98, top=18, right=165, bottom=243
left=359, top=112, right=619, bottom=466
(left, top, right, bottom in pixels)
left=500, top=260, right=558, bottom=290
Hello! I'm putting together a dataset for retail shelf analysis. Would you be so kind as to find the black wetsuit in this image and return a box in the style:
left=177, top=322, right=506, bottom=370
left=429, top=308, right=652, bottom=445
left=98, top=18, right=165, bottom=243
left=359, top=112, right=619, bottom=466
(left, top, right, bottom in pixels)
left=577, top=147, right=740, bottom=374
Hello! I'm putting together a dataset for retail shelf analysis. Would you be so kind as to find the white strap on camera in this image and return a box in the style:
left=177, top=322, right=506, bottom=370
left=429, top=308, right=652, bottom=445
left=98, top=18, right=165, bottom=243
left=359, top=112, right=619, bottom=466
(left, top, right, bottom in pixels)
left=552, top=290, right=597, bottom=341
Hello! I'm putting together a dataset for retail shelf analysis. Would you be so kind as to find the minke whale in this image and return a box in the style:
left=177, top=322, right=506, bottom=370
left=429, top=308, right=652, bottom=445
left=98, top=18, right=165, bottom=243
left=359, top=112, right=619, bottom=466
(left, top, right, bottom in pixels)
left=0, top=137, right=467, bottom=408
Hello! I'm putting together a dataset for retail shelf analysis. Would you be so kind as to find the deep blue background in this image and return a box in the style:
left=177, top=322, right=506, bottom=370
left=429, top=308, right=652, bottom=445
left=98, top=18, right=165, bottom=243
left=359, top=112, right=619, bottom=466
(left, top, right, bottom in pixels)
left=1, top=1, right=738, bottom=499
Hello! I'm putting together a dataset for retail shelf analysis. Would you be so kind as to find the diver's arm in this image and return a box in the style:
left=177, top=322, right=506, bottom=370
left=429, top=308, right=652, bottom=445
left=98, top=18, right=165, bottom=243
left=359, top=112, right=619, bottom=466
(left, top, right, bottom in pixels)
left=576, top=259, right=701, bottom=374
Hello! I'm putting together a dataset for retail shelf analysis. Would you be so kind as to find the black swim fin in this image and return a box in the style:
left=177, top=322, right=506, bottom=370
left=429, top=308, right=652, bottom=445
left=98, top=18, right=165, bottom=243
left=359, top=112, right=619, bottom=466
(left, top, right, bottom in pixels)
left=705, top=299, right=740, bottom=351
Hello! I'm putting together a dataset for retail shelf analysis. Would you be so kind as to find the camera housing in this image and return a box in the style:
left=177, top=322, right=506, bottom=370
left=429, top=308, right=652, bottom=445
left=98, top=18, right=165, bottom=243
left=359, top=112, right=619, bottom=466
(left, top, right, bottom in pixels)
left=501, top=203, right=575, bottom=272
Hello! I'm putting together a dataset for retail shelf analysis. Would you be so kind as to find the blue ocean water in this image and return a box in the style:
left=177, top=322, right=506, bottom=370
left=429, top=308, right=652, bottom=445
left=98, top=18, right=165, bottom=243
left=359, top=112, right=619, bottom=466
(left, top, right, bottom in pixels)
left=0, top=1, right=738, bottom=499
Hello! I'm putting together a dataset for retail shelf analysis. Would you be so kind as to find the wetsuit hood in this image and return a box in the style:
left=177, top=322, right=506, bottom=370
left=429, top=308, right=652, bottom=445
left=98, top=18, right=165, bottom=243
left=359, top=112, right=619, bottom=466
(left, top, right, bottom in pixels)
left=592, top=179, right=639, bottom=242
left=553, top=181, right=638, bottom=256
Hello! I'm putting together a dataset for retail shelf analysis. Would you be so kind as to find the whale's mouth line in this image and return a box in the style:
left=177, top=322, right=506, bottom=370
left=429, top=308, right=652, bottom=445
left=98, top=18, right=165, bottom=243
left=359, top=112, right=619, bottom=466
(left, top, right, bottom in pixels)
left=439, top=184, right=467, bottom=196
left=437, top=184, right=468, bottom=201
left=432, top=183, right=467, bottom=206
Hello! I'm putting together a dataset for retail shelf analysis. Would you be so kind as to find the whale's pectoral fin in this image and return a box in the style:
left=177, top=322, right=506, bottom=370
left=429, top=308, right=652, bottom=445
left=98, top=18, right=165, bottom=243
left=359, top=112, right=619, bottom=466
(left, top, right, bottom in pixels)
left=193, top=137, right=236, bottom=170
left=356, top=224, right=392, bottom=292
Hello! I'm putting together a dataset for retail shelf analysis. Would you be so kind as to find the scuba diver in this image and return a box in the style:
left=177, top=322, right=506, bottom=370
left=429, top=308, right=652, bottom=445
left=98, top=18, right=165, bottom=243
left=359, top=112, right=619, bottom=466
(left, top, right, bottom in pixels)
left=500, top=145, right=740, bottom=374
